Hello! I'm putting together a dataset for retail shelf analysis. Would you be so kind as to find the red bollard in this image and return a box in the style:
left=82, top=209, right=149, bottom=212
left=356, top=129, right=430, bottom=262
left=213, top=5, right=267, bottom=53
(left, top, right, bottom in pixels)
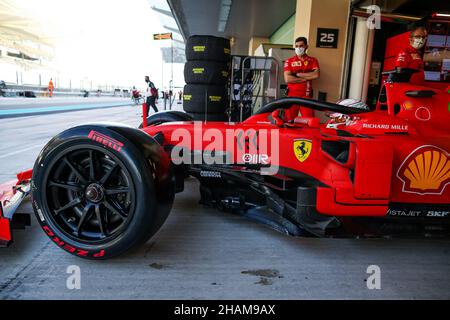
left=142, top=102, right=148, bottom=128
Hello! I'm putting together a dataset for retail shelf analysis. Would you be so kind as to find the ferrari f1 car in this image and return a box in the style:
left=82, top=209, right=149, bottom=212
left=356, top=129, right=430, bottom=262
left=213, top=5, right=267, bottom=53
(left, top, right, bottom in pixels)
left=1, top=70, right=449, bottom=259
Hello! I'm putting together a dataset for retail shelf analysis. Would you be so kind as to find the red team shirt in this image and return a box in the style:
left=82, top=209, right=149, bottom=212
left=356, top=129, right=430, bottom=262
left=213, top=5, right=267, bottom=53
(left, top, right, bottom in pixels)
left=284, top=54, right=320, bottom=98
left=395, top=46, right=425, bottom=84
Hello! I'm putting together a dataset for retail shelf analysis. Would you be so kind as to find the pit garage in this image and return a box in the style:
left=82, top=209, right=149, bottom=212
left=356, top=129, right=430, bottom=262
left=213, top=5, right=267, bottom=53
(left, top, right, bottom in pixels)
left=0, top=0, right=449, bottom=301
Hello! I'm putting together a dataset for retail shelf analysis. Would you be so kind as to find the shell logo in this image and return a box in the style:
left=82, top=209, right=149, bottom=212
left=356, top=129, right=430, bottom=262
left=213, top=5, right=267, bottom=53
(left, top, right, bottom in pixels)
left=397, top=145, right=450, bottom=195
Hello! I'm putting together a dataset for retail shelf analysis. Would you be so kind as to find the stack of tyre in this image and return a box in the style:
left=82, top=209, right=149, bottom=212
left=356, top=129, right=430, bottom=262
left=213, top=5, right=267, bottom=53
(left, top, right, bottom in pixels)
left=183, top=35, right=231, bottom=121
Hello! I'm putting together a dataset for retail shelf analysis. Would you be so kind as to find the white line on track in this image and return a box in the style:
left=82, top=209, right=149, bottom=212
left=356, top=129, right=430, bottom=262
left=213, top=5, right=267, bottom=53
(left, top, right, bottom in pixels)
left=0, top=144, right=43, bottom=159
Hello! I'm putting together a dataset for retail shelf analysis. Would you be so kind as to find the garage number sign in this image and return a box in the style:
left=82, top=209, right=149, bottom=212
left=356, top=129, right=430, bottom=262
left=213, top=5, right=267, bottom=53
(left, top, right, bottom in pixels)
left=316, top=28, right=339, bottom=48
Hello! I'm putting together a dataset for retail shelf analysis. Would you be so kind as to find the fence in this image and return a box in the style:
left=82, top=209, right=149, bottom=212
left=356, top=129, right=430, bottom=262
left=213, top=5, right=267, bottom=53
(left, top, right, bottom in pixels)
left=0, top=81, right=130, bottom=98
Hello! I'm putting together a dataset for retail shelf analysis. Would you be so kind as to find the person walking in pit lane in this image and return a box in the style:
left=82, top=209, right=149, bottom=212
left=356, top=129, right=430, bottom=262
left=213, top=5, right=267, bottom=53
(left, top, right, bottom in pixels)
left=48, top=78, right=55, bottom=97
left=144, top=75, right=158, bottom=117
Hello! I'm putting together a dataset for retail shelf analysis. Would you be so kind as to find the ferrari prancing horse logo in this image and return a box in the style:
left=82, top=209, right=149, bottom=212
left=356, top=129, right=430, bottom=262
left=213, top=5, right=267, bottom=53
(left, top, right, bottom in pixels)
left=294, top=139, right=312, bottom=163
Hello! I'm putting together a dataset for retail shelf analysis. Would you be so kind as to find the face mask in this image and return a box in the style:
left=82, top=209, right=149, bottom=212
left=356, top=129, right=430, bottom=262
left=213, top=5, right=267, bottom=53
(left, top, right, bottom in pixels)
left=295, top=47, right=306, bottom=56
left=411, top=38, right=426, bottom=49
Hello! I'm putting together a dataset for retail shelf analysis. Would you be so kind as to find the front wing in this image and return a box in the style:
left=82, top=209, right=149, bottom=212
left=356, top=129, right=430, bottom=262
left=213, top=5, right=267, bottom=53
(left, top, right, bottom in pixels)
left=0, top=170, right=32, bottom=247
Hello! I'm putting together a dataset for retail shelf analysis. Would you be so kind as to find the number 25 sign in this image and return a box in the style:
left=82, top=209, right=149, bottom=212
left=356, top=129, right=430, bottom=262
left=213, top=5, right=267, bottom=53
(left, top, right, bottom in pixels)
left=316, top=28, right=339, bottom=48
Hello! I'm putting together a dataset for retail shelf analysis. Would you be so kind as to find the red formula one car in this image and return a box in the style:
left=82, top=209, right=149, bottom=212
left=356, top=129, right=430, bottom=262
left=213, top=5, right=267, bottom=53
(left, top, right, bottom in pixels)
left=1, top=70, right=449, bottom=259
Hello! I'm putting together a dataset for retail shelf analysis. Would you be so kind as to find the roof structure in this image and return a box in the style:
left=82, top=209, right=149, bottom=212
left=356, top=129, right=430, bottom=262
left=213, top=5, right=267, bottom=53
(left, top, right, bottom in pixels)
left=0, top=0, right=54, bottom=64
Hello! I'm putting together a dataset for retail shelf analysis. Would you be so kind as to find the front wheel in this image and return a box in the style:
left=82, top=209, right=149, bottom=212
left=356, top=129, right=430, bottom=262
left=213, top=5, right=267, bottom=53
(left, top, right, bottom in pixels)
left=32, top=129, right=162, bottom=259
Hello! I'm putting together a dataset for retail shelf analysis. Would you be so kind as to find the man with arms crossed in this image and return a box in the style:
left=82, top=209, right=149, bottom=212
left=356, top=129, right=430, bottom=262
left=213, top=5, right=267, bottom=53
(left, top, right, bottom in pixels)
left=283, top=36, right=320, bottom=119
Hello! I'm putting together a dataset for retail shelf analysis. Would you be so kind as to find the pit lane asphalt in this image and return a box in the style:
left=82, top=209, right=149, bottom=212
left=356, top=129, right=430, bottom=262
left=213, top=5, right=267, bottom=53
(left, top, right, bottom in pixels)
left=0, top=97, right=135, bottom=118
left=0, top=101, right=449, bottom=299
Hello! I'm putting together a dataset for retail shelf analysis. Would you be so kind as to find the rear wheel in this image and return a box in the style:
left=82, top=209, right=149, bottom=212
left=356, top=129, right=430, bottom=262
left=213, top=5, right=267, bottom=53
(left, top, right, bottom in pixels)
left=187, top=112, right=228, bottom=121
left=138, top=110, right=193, bottom=128
left=32, top=132, right=161, bottom=259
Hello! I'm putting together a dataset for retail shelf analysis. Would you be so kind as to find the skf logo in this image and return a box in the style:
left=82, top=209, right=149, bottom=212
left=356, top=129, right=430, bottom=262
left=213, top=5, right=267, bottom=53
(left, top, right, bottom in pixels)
left=294, top=139, right=312, bottom=163
left=397, top=145, right=449, bottom=195
left=88, top=130, right=124, bottom=152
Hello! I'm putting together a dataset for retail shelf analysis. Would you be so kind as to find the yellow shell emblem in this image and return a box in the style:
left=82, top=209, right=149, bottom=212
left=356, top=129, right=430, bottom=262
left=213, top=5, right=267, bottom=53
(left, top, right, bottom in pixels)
left=294, top=139, right=312, bottom=163
left=398, top=145, right=450, bottom=195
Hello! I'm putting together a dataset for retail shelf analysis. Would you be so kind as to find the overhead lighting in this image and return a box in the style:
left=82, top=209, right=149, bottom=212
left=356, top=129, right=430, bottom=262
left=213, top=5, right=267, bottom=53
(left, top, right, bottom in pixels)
left=217, top=0, right=232, bottom=32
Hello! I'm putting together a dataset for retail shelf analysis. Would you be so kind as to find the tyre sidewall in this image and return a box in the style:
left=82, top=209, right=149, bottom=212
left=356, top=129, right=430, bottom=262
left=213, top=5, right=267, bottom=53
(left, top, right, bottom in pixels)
left=185, top=36, right=231, bottom=62
left=187, top=112, right=228, bottom=121
left=183, top=84, right=228, bottom=113
left=32, top=126, right=158, bottom=259
left=184, top=61, right=229, bottom=85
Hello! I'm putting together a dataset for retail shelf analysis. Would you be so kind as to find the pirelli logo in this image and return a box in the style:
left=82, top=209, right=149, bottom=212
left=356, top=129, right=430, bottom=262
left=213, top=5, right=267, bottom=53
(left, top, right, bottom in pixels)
left=209, top=96, right=222, bottom=102
left=184, top=94, right=192, bottom=101
left=193, top=45, right=206, bottom=52
left=88, top=130, right=124, bottom=152
left=192, top=68, right=205, bottom=74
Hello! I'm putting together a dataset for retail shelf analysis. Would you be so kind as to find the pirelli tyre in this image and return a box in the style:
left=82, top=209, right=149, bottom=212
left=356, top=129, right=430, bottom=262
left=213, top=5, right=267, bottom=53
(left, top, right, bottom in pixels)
left=187, top=112, right=228, bottom=122
left=31, top=124, right=173, bottom=259
left=185, top=35, right=231, bottom=62
left=184, top=61, right=230, bottom=85
left=183, top=84, right=228, bottom=114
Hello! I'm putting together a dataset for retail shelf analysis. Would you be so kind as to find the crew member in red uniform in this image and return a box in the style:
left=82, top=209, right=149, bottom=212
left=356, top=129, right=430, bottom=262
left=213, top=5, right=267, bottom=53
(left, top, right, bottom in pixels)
left=395, top=26, right=427, bottom=84
left=283, top=36, right=320, bottom=119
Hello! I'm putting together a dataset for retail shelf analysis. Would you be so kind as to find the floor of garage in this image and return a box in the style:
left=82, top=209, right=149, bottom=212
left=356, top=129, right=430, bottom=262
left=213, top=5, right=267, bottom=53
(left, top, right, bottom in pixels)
left=2, top=180, right=450, bottom=300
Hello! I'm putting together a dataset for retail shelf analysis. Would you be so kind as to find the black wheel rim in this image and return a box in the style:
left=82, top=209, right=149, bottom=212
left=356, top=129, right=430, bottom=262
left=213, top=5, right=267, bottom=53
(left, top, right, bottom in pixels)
left=43, top=145, right=136, bottom=244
